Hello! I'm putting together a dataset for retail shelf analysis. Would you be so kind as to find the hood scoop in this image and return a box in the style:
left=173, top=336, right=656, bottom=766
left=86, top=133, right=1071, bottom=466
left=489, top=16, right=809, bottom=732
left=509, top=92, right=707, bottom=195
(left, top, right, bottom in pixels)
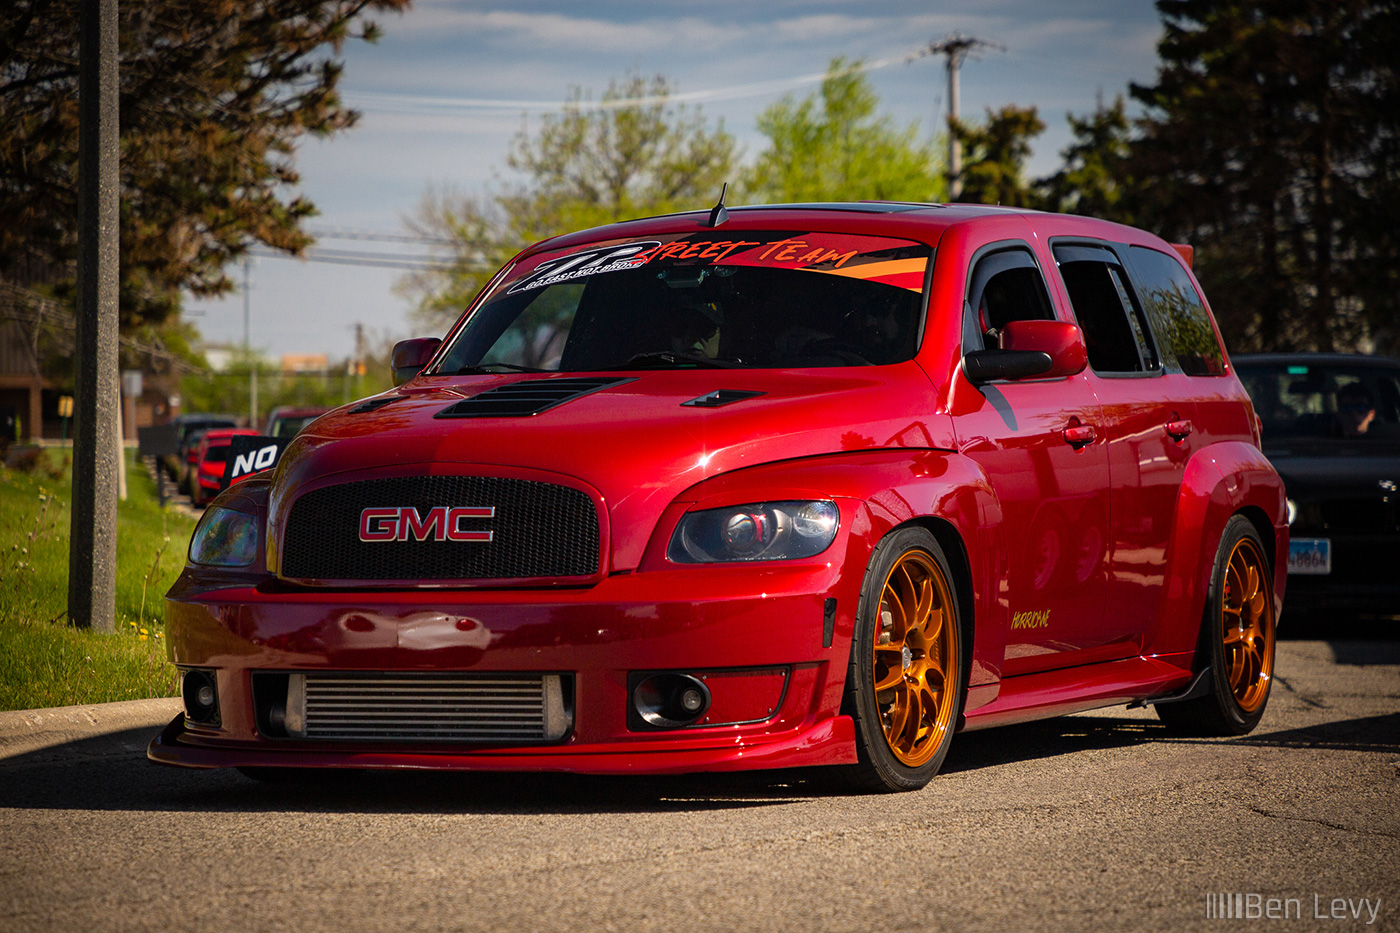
left=682, top=389, right=766, bottom=408
left=436, top=377, right=635, bottom=419
left=349, top=395, right=405, bottom=414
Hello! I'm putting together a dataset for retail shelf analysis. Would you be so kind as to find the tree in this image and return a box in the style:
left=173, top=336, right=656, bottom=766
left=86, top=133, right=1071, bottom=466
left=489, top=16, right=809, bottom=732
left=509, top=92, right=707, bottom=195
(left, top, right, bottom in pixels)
left=951, top=105, right=1046, bottom=207
left=0, top=0, right=410, bottom=327
left=745, top=58, right=943, bottom=203
left=401, top=75, right=737, bottom=332
left=1036, top=96, right=1134, bottom=218
left=1127, top=0, right=1400, bottom=353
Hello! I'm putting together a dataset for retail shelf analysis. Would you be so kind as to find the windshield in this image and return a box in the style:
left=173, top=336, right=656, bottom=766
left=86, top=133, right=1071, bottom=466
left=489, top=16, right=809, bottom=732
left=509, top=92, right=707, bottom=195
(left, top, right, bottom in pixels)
left=433, top=231, right=931, bottom=373
left=1237, top=362, right=1400, bottom=441
left=271, top=416, right=319, bottom=438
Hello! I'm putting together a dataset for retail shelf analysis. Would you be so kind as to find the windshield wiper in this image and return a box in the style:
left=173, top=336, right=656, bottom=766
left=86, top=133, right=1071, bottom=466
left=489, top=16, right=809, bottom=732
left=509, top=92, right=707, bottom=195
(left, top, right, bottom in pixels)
left=610, top=351, right=741, bottom=370
left=451, top=362, right=551, bottom=374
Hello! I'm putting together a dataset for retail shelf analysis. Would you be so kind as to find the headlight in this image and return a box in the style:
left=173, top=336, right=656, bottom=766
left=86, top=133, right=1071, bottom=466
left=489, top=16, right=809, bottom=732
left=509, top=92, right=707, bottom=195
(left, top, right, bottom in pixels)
left=1286, top=498, right=1298, bottom=526
left=668, top=500, right=839, bottom=563
left=188, top=507, right=258, bottom=567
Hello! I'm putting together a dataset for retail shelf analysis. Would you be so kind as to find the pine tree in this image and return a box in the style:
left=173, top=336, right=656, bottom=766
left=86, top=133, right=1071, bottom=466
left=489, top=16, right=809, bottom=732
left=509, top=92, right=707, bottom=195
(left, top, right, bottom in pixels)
left=1128, top=0, right=1400, bottom=353
left=951, top=105, right=1045, bottom=207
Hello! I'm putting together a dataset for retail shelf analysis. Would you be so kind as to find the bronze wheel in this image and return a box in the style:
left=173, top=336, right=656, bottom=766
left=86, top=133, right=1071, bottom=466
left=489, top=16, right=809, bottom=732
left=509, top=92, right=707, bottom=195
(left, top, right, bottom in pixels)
left=1222, top=535, right=1274, bottom=713
left=872, top=549, right=959, bottom=767
left=845, top=527, right=963, bottom=792
left=1157, top=515, right=1275, bottom=736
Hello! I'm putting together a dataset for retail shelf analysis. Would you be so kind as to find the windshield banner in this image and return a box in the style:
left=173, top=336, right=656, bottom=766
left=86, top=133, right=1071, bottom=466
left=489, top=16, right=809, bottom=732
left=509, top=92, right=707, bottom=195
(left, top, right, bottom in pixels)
left=502, top=231, right=929, bottom=296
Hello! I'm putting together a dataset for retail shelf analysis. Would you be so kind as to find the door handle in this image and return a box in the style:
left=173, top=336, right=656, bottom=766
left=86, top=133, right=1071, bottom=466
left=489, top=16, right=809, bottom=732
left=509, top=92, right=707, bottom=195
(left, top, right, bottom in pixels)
left=1063, top=424, right=1096, bottom=448
left=1165, top=419, right=1193, bottom=441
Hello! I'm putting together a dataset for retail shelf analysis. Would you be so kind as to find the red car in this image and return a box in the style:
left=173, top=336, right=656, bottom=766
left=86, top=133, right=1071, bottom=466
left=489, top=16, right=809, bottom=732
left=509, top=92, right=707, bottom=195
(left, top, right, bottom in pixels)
left=152, top=203, right=1286, bottom=792
left=187, top=428, right=258, bottom=507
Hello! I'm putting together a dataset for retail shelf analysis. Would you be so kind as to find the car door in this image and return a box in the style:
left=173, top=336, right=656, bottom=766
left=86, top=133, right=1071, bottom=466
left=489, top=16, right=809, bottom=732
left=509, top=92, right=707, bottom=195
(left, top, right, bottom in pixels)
left=1050, top=241, right=1188, bottom=657
left=950, top=242, right=1114, bottom=677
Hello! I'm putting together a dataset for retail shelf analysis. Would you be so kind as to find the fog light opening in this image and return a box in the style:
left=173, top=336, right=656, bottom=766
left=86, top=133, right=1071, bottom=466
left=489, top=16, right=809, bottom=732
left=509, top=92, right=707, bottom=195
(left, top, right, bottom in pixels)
left=633, top=673, right=712, bottom=728
left=181, top=668, right=221, bottom=727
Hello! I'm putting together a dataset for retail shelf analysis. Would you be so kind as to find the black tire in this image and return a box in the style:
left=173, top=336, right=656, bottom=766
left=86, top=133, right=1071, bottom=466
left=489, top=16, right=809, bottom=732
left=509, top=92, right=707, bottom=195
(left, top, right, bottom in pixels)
left=842, top=527, right=964, bottom=792
left=1156, top=515, right=1276, bottom=736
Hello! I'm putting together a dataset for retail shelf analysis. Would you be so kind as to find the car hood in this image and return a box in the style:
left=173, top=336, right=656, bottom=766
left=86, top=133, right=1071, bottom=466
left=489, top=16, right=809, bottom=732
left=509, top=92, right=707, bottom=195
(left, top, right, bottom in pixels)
left=268, top=366, right=952, bottom=571
left=1264, top=442, right=1400, bottom=493
left=1264, top=443, right=1400, bottom=537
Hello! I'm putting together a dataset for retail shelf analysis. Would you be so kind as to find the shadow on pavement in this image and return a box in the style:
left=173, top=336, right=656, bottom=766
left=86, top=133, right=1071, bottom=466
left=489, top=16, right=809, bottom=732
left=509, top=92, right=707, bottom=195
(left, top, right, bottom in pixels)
left=4, top=686, right=1395, bottom=816
left=0, top=726, right=831, bottom=814
left=942, top=714, right=1165, bottom=774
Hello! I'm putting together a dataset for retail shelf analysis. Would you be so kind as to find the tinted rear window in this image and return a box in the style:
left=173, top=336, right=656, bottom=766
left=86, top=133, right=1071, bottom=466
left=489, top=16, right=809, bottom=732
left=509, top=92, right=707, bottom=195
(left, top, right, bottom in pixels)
left=1129, top=246, right=1225, bottom=376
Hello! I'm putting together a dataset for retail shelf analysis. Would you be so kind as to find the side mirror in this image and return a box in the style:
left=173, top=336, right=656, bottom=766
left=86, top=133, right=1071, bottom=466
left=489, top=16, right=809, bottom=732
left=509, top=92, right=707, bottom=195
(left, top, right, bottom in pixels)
left=391, top=337, right=442, bottom=386
left=963, top=320, right=1087, bottom=385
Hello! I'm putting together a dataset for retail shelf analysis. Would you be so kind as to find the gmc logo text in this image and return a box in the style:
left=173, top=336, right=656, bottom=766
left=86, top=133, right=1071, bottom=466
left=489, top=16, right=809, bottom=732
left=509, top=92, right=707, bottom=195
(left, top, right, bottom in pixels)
left=359, top=506, right=495, bottom=542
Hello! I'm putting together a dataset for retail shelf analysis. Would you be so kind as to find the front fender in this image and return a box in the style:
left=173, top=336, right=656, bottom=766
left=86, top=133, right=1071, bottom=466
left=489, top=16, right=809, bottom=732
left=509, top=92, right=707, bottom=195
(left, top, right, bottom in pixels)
left=1148, top=441, right=1287, bottom=657
left=637, top=448, right=1009, bottom=705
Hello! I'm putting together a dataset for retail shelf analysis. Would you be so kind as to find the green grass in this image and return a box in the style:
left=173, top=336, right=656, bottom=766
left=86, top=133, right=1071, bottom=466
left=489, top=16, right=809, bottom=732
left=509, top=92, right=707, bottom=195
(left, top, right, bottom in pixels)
left=0, top=448, right=199, bottom=711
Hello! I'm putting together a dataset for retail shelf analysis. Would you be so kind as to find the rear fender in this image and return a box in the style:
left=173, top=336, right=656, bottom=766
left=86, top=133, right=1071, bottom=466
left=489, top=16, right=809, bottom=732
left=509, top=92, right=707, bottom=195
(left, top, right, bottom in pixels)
left=1147, top=441, right=1287, bottom=658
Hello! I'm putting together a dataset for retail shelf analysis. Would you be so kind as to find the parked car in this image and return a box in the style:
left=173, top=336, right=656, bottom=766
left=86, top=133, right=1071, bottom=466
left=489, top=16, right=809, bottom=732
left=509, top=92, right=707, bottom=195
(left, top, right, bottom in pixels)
left=153, top=202, right=1285, bottom=792
left=263, top=406, right=330, bottom=439
left=1234, top=352, right=1400, bottom=616
left=162, top=413, right=238, bottom=481
left=187, top=428, right=259, bottom=507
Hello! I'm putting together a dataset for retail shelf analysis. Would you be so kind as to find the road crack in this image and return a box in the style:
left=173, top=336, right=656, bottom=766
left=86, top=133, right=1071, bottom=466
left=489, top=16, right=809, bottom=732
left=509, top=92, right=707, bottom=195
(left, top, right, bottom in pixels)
left=1250, top=805, right=1398, bottom=840
left=1272, top=674, right=1330, bottom=709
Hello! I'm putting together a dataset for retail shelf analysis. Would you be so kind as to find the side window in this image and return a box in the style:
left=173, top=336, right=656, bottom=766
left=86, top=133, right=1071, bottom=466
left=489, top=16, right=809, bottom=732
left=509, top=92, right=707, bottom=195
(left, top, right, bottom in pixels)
left=1052, top=244, right=1158, bottom=374
left=1128, top=246, right=1226, bottom=376
left=963, top=247, right=1056, bottom=352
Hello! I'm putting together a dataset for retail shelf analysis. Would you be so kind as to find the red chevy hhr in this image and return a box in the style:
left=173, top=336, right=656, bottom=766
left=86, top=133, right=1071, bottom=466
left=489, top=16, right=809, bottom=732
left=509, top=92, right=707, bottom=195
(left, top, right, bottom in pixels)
left=151, top=202, right=1286, bottom=792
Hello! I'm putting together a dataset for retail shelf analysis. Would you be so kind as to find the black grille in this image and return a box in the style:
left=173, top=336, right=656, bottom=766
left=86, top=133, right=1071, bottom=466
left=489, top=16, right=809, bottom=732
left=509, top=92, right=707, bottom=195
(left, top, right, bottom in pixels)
left=281, top=476, right=600, bottom=581
left=435, top=377, right=632, bottom=418
left=1320, top=497, right=1400, bottom=534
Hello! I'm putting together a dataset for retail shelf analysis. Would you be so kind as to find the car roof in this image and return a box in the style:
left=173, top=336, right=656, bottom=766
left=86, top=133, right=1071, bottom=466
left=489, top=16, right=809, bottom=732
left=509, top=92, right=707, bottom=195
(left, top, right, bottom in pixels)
left=542, top=201, right=1023, bottom=242
left=199, top=428, right=258, bottom=443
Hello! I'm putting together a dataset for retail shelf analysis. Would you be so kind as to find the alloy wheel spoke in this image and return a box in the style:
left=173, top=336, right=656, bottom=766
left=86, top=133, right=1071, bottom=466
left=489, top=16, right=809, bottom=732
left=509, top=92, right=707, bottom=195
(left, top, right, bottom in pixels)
left=899, top=686, right=924, bottom=750
left=911, top=574, right=934, bottom=633
left=887, top=688, right=913, bottom=748
left=1228, top=646, right=1246, bottom=687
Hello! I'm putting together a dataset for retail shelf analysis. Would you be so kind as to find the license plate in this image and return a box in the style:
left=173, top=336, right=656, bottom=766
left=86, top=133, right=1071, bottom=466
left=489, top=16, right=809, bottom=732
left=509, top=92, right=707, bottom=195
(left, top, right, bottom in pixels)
left=1288, top=538, right=1331, bottom=575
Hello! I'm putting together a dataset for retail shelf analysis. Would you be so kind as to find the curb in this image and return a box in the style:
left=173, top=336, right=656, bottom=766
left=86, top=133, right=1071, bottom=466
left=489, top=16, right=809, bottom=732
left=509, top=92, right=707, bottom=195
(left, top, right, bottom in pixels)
left=0, top=697, right=182, bottom=762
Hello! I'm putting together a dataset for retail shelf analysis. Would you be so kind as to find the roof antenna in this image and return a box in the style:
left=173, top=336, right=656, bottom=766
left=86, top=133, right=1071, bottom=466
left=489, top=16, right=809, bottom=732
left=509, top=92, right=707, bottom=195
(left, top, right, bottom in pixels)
left=703, top=182, right=729, bottom=228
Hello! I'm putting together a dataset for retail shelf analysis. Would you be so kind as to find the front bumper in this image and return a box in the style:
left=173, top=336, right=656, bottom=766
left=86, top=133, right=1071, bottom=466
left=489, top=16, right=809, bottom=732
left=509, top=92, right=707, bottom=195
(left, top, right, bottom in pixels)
left=150, top=559, right=862, bottom=774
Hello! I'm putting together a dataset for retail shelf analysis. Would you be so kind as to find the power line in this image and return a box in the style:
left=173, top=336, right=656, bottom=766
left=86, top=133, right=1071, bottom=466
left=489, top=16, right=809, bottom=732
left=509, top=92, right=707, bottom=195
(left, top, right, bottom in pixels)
left=342, top=54, right=909, bottom=116
left=245, top=244, right=479, bottom=272
left=305, top=226, right=456, bottom=247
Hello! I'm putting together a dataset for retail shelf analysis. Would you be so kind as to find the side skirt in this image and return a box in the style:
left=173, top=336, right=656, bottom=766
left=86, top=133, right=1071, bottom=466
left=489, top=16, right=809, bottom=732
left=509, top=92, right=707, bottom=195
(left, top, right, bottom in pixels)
left=958, top=654, right=1194, bottom=732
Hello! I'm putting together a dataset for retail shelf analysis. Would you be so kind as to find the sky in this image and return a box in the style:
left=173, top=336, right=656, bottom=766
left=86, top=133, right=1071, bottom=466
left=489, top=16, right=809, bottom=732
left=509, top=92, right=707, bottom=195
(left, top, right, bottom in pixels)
left=183, top=0, right=1166, bottom=363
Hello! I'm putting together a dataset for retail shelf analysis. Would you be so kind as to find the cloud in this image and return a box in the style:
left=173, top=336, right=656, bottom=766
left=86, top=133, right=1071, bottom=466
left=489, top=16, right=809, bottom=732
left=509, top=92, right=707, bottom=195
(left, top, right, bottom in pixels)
left=389, top=7, right=737, bottom=51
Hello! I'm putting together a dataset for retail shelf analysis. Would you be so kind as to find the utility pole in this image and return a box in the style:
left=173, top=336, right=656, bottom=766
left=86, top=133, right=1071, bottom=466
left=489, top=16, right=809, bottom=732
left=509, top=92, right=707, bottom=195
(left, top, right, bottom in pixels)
left=69, top=0, right=119, bottom=631
left=911, top=33, right=1005, bottom=200
left=353, top=322, right=365, bottom=400
left=243, top=256, right=258, bottom=428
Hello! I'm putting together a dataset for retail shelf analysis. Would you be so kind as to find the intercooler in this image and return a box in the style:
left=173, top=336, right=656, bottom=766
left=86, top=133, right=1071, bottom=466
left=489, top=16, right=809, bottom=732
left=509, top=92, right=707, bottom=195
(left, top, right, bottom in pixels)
left=270, top=671, right=572, bottom=743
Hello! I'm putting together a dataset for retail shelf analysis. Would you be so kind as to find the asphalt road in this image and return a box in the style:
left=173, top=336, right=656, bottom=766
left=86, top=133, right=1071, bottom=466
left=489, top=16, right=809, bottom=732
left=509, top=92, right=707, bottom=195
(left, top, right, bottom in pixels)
left=1, top=636, right=1396, bottom=933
